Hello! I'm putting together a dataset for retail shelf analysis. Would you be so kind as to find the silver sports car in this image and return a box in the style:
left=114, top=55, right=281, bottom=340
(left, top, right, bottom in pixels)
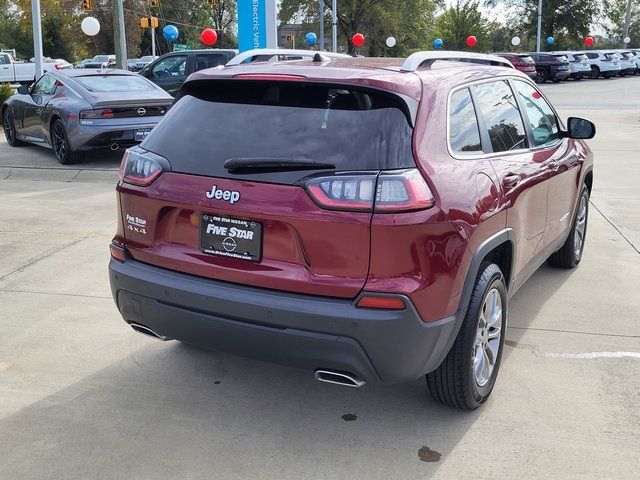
left=2, top=69, right=173, bottom=164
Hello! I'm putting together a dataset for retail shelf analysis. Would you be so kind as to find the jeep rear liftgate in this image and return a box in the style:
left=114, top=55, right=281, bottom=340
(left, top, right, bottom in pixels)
left=117, top=80, right=418, bottom=298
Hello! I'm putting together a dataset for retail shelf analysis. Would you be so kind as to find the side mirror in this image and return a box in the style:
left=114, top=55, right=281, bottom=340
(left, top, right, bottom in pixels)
left=17, top=84, right=30, bottom=95
left=566, top=117, right=595, bottom=140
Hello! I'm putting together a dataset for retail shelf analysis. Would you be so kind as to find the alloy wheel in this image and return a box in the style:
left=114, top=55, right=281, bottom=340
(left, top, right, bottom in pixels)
left=2, top=110, right=14, bottom=143
left=52, top=122, right=66, bottom=160
left=574, top=194, right=588, bottom=259
left=473, top=288, right=503, bottom=387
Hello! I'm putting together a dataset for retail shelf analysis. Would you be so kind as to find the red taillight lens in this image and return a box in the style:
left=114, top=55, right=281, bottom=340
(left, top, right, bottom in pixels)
left=356, top=295, right=406, bottom=310
left=119, top=148, right=168, bottom=186
left=374, top=169, right=435, bottom=212
left=80, top=108, right=114, bottom=119
left=305, top=174, right=376, bottom=211
left=109, top=242, right=126, bottom=262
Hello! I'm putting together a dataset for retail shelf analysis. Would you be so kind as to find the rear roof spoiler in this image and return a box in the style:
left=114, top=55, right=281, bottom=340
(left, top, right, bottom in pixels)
left=400, top=51, right=514, bottom=72
left=226, top=49, right=352, bottom=67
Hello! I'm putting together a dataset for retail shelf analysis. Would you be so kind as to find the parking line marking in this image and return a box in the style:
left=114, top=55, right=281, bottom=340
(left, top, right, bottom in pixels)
left=505, top=341, right=640, bottom=360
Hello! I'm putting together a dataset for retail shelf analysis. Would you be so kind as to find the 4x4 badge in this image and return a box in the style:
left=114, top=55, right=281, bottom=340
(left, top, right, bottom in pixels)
left=206, top=185, right=241, bottom=204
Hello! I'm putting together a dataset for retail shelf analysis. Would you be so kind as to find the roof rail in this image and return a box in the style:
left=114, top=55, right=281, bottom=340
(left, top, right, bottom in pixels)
left=226, top=48, right=352, bottom=67
left=400, top=51, right=514, bottom=72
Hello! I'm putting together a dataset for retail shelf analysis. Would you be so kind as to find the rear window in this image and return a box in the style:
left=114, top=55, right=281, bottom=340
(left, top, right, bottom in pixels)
left=75, top=75, right=155, bottom=92
left=517, top=55, right=534, bottom=63
left=143, top=80, right=415, bottom=184
left=553, top=55, right=568, bottom=62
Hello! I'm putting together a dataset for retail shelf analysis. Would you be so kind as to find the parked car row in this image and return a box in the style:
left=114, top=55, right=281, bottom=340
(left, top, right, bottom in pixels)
left=496, top=50, right=640, bottom=83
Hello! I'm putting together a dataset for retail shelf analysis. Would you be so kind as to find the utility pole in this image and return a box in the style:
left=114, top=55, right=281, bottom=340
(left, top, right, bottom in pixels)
left=622, top=0, right=632, bottom=48
left=151, top=28, right=156, bottom=56
left=332, top=0, right=337, bottom=53
left=30, top=0, right=44, bottom=79
left=319, top=0, right=325, bottom=51
left=536, top=0, right=542, bottom=52
left=113, top=0, right=127, bottom=69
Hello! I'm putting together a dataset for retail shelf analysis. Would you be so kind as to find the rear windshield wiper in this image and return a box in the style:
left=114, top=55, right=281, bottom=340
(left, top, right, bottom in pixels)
left=224, top=158, right=336, bottom=173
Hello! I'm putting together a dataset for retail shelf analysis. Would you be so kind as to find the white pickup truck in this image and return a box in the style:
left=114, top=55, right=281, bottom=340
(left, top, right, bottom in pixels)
left=0, top=53, right=60, bottom=84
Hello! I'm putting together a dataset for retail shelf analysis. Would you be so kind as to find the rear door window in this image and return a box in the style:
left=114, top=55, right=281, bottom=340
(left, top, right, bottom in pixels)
left=472, top=80, right=528, bottom=153
left=449, top=88, right=482, bottom=154
left=194, top=54, right=228, bottom=72
left=513, top=81, right=560, bottom=147
left=150, top=55, right=187, bottom=78
left=143, top=81, right=415, bottom=184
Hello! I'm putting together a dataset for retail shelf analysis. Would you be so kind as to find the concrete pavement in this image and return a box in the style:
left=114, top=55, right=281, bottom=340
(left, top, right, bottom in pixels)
left=0, top=77, right=639, bottom=479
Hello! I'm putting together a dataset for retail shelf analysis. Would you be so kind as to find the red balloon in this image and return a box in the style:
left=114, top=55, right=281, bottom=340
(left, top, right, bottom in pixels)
left=200, top=28, right=218, bottom=46
left=584, top=36, right=594, bottom=47
left=466, top=35, right=477, bottom=48
left=352, top=33, right=365, bottom=47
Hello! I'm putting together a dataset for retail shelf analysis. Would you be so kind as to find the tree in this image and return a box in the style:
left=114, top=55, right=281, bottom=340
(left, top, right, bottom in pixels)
left=601, top=0, right=640, bottom=47
left=279, top=0, right=437, bottom=56
left=433, top=1, right=491, bottom=51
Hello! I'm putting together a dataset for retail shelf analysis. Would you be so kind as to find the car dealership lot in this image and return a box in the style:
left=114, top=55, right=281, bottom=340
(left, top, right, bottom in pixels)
left=1, top=77, right=639, bottom=479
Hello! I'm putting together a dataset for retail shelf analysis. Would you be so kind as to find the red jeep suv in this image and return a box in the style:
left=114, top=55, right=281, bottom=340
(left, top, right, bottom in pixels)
left=109, top=51, right=595, bottom=410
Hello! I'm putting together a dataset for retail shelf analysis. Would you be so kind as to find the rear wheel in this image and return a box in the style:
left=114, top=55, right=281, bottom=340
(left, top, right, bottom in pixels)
left=2, top=108, right=26, bottom=147
left=426, top=263, right=507, bottom=410
left=51, top=119, right=82, bottom=165
left=547, top=185, right=589, bottom=269
left=590, top=66, right=600, bottom=79
left=535, top=68, right=548, bottom=83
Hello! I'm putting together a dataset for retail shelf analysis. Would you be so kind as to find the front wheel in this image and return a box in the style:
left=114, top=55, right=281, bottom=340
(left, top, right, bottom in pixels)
left=426, top=263, right=507, bottom=410
left=535, top=68, right=548, bottom=83
left=51, top=119, right=82, bottom=165
left=548, top=185, right=589, bottom=268
left=2, top=108, right=26, bottom=147
left=589, top=66, right=599, bottom=79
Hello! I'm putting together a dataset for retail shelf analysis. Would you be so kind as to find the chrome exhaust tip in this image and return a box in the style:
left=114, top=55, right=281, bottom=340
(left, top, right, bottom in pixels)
left=129, top=323, right=169, bottom=341
left=109, top=142, right=120, bottom=151
left=315, top=369, right=365, bottom=388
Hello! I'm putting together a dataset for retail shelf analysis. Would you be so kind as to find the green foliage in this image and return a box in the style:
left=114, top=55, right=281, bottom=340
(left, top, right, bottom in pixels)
left=601, top=0, right=640, bottom=48
left=0, top=83, right=14, bottom=123
left=279, top=0, right=438, bottom=56
left=433, top=1, right=491, bottom=51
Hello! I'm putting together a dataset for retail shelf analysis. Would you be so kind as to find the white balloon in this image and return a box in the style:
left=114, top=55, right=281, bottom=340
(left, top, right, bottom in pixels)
left=511, top=36, right=521, bottom=46
left=386, top=36, right=397, bottom=48
left=81, top=17, right=101, bottom=37
left=624, top=36, right=631, bottom=44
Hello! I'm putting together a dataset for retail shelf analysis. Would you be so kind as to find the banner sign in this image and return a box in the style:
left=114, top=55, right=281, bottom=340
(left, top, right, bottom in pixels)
left=237, top=0, right=267, bottom=52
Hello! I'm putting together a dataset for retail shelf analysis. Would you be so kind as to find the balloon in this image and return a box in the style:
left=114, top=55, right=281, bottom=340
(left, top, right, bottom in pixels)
left=352, top=33, right=365, bottom=47
left=163, top=25, right=179, bottom=42
left=386, top=36, right=396, bottom=48
left=624, top=36, right=631, bottom=44
left=511, top=36, right=521, bottom=46
left=200, top=28, right=218, bottom=46
left=80, top=17, right=100, bottom=37
left=546, top=36, right=555, bottom=46
left=305, top=32, right=317, bottom=45
left=466, top=35, right=477, bottom=47
left=584, top=36, right=594, bottom=47
left=433, top=38, right=443, bottom=49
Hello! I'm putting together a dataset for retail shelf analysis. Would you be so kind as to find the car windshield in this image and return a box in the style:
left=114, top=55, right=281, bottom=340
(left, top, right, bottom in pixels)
left=92, top=56, right=110, bottom=62
left=75, top=75, right=155, bottom=92
left=573, top=54, right=588, bottom=61
left=517, top=55, right=534, bottom=63
left=553, top=55, right=568, bottom=62
left=140, top=56, right=155, bottom=62
left=143, top=80, right=415, bottom=182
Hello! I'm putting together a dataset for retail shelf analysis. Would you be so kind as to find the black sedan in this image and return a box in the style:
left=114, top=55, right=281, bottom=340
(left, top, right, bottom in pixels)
left=2, top=69, right=173, bottom=164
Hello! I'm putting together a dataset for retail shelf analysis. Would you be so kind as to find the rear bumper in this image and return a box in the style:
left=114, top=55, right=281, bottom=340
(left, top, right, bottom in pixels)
left=68, top=120, right=160, bottom=151
left=108, top=257, right=457, bottom=384
left=550, top=70, right=570, bottom=80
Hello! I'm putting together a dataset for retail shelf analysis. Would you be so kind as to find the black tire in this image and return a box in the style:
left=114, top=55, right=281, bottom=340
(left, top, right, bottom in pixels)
left=2, top=107, right=26, bottom=147
left=535, top=68, right=548, bottom=83
left=426, top=263, right=507, bottom=410
left=547, top=185, right=589, bottom=269
left=574, top=75, right=582, bottom=81
left=590, top=66, right=600, bottom=79
left=51, top=118, right=82, bottom=165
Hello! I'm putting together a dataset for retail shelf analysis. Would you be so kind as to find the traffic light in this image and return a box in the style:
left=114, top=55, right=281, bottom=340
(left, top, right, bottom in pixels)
left=149, top=17, right=159, bottom=28
left=150, top=0, right=159, bottom=7
left=82, top=0, right=92, bottom=12
left=140, top=17, right=149, bottom=28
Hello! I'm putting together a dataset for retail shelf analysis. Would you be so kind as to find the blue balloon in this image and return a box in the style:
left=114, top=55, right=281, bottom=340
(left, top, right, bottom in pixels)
left=546, top=36, right=555, bottom=46
left=305, top=32, right=317, bottom=46
left=433, top=38, right=443, bottom=49
left=163, top=25, right=179, bottom=42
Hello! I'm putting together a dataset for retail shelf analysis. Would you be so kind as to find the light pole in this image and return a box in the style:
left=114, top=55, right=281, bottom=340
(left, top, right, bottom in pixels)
left=622, top=0, right=632, bottom=48
left=319, top=0, right=325, bottom=51
left=30, top=0, right=44, bottom=79
left=332, top=0, right=337, bottom=53
left=536, top=0, right=542, bottom=52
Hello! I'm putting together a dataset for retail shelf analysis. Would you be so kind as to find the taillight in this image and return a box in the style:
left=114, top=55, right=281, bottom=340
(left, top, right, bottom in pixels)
left=80, top=109, right=114, bottom=122
left=375, top=169, right=435, bottom=212
left=109, top=242, right=126, bottom=262
left=54, top=63, right=62, bottom=70
left=302, top=168, right=434, bottom=213
left=119, top=147, right=169, bottom=186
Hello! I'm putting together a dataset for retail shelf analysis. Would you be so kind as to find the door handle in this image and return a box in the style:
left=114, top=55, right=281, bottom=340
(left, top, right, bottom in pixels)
left=503, top=174, right=521, bottom=189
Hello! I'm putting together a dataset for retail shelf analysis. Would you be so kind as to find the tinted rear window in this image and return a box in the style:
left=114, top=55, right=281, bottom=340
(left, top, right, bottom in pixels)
left=143, top=80, right=415, bottom=184
left=76, top=75, right=155, bottom=92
